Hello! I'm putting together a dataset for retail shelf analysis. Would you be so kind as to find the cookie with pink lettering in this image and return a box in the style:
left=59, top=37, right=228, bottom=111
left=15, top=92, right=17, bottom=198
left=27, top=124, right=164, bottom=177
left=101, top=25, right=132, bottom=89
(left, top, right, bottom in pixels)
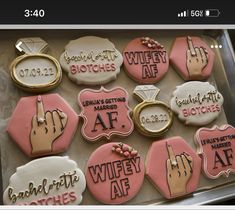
left=78, top=87, right=134, bottom=142
left=194, top=124, right=235, bottom=179
left=170, top=36, right=215, bottom=81
left=123, top=37, right=169, bottom=84
left=170, top=81, right=224, bottom=126
left=60, top=36, right=123, bottom=85
left=146, top=136, right=201, bottom=199
left=85, top=142, right=144, bottom=204
left=7, top=94, right=78, bottom=157
left=3, top=156, right=86, bottom=205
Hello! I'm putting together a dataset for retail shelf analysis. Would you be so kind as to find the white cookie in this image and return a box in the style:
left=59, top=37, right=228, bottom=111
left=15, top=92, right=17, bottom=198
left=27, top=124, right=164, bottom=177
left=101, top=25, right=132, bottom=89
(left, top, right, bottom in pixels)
left=60, top=36, right=123, bottom=85
left=170, top=81, right=224, bottom=125
left=3, top=156, right=86, bottom=205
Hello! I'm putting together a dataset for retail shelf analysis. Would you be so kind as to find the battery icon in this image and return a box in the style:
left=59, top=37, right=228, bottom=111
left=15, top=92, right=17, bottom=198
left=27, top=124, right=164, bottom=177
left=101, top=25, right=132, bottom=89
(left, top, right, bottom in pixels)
left=205, top=9, right=220, bottom=17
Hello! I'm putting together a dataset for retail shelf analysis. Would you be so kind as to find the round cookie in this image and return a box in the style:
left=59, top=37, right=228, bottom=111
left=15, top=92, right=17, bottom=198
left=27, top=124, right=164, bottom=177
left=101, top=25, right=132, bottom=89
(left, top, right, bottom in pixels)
left=170, top=36, right=215, bottom=81
left=123, top=37, right=169, bottom=84
left=60, top=36, right=123, bottom=85
left=10, top=37, right=62, bottom=92
left=195, top=124, right=235, bottom=179
left=7, top=94, right=78, bottom=157
left=85, top=142, right=145, bottom=204
left=170, top=81, right=224, bottom=126
left=78, top=87, right=134, bottom=142
left=3, top=156, right=86, bottom=205
left=146, top=136, right=201, bottom=199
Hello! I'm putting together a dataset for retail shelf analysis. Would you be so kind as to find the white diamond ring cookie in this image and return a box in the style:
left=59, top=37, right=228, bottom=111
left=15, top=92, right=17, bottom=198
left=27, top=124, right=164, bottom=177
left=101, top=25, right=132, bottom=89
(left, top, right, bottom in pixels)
left=170, top=81, right=224, bottom=126
left=10, top=37, right=62, bottom=92
left=133, top=85, right=173, bottom=137
left=60, top=36, right=123, bottom=85
left=3, top=156, right=86, bottom=205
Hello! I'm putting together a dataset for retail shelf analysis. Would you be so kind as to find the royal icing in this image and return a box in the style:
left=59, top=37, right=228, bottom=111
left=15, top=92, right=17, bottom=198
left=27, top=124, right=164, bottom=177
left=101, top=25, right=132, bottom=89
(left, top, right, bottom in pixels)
left=78, top=87, right=134, bottom=142
left=170, top=81, right=224, bottom=126
left=195, top=124, right=235, bottom=179
left=10, top=37, right=62, bottom=92
left=170, top=36, right=215, bottom=81
left=133, top=85, right=173, bottom=137
left=123, top=37, right=169, bottom=84
left=3, top=156, right=86, bottom=205
left=60, top=36, right=123, bottom=85
left=146, top=136, right=201, bottom=199
left=7, top=94, right=78, bottom=157
left=85, top=142, right=144, bottom=204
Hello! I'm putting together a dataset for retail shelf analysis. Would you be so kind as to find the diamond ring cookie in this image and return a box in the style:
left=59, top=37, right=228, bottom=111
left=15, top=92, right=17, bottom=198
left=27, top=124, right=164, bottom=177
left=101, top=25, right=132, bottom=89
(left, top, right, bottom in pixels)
left=194, top=124, right=235, bottom=179
left=7, top=94, right=78, bottom=157
left=85, top=142, right=145, bottom=204
left=78, top=87, right=134, bottom=142
left=10, top=37, right=62, bottom=92
left=146, top=136, right=201, bottom=199
left=133, top=85, right=173, bottom=137
left=170, top=36, right=215, bottom=81
left=123, top=37, right=169, bottom=84
left=3, top=156, right=86, bottom=205
left=60, top=36, right=123, bottom=85
left=170, top=81, right=224, bottom=126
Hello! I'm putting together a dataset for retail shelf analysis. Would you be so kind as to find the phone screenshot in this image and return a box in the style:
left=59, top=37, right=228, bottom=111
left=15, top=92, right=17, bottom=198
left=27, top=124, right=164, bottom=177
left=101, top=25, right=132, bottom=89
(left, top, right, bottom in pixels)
left=0, top=1, right=235, bottom=208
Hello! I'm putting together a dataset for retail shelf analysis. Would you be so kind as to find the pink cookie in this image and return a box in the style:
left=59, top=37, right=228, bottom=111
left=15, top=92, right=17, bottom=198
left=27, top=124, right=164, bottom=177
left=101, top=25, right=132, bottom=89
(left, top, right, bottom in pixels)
left=170, top=36, right=215, bottom=81
left=7, top=94, right=78, bottom=158
left=195, top=124, right=235, bottom=179
left=78, top=87, right=134, bottom=142
left=146, top=136, right=201, bottom=199
left=85, top=142, right=145, bottom=204
left=123, top=37, right=169, bottom=84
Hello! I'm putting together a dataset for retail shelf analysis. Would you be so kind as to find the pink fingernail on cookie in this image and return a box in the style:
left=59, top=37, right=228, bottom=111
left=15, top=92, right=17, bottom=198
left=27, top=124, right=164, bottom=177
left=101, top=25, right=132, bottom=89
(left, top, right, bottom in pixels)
left=195, top=124, right=235, bottom=179
left=170, top=81, right=224, bottom=126
left=78, top=87, right=134, bottom=142
left=60, top=36, right=123, bottom=85
left=123, top=37, right=169, bottom=84
left=170, top=36, right=215, bottom=81
left=85, top=142, right=145, bottom=204
left=146, top=136, right=201, bottom=199
left=6, top=94, right=78, bottom=157
left=3, top=156, right=86, bottom=205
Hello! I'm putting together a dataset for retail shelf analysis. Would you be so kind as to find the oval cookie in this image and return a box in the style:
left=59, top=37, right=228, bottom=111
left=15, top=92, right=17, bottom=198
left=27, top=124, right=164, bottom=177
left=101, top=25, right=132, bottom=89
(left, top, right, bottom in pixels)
left=170, top=81, right=224, bottom=126
left=60, top=36, right=123, bottom=85
left=3, top=156, right=86, bottom=205
left=195, top=124, right=235, bottom=179
left=85, top=142, right=145, bottom=204
left=123, top=37, right=169, bottom=84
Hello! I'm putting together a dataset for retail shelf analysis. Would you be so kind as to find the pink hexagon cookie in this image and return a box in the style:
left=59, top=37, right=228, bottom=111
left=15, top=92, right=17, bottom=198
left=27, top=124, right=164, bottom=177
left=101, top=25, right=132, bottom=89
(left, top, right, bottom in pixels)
left=78, top=87, right=134, bottom=142
left=123, top=37, right=169, bottom=84
left=195, top=124, right=235, bottom=179
left=85, top=142, right=145, bottom=204
left=170, top=36, right=215, bottom=81
left=7, top=94, right=78, bottom=158
left=146, top=136, right=201, bottom=199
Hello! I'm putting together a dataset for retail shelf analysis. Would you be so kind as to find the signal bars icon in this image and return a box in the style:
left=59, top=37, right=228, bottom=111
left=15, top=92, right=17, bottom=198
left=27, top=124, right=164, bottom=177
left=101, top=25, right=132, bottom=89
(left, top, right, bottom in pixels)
left=178, top=11, right=188, bottom=17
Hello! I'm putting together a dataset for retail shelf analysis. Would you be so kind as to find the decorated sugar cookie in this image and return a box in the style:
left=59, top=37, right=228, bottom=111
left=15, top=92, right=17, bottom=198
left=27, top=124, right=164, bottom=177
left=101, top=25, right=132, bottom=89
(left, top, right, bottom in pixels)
left=170, top=36, right=215, bottom=81
left=133, top=85, right=173, bottom=137
left=170, top=81, right=224, bottom=126
left=60, top=36, right=123, bottom=85
left=78, top=87, right=134, bottom=142
left=3, top=156, right=86, bottom=205
left=7, top=94, right=78, bottom=157
left=146, top=136, right=201, bottom=199
left=195, top=124, right=235, bottom=179
left=123, top=37, right=169, bottom=84
left=10, top=37, right=62, bottom=92
left=85, top=142, right=144, bottom=204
